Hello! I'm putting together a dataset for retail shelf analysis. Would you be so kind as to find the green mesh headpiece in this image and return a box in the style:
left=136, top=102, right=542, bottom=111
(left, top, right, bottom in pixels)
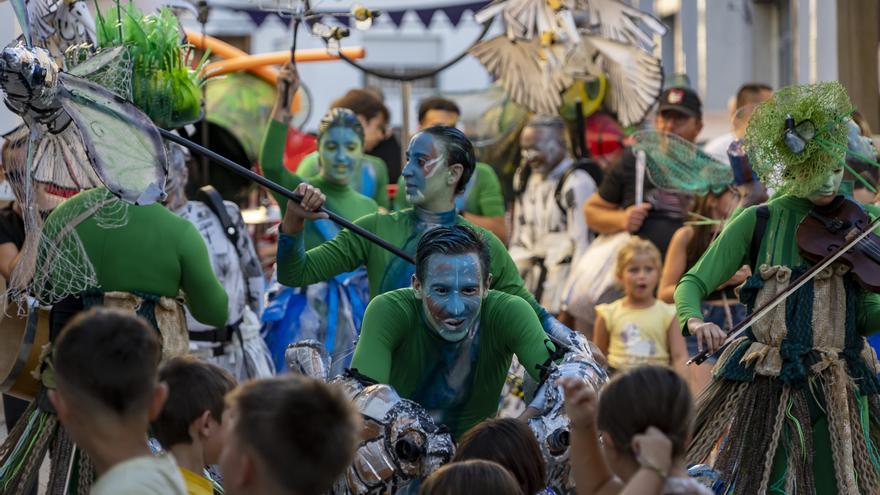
left=745, top=81, right=852, bottom=197
left=631, top=130, right=733, bottom=194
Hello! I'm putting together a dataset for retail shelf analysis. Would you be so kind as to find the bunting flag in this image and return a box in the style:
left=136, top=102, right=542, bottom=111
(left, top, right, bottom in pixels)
left=221, top=1, right=490, bottom=28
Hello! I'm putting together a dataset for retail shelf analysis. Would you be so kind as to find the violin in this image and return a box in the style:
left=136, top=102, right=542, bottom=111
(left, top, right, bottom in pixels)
left=796, top=195, right=880, bottom=293
left=689, top=196, right=880, bottom=366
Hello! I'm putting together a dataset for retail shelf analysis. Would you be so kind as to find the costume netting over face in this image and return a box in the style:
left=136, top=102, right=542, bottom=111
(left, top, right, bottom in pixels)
left=630, top=130, right=734, bottom=195
left=745, top=81, right=852, bottom=197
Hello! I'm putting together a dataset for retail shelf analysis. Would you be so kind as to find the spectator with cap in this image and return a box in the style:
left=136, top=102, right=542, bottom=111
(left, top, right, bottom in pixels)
left=583, top=86, right=704, bottom=258
left=393, top=96, right=508, bottom=241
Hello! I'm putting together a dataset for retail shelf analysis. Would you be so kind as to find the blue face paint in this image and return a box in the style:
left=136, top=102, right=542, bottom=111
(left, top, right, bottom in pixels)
left=415, top=253, right=486, bottom=342
left=319, top=126, right=363, bottom=185
left=402, top=133, right=449, bottom=206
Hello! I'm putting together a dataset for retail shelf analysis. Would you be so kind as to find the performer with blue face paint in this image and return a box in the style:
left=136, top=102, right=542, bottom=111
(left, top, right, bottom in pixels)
left=260, top=64, right=378, bottom=373
left=349, top=225, right=554, bottom=438
left=277, top=124, right=595, bottom=355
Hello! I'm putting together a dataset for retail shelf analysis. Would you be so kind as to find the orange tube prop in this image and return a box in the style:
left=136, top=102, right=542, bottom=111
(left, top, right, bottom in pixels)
left=184, top=29, right=365, bottom=116
left=202, top=47, right=367, bottom=80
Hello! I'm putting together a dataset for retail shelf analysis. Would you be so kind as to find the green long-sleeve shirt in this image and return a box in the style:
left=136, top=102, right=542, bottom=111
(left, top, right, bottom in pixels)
left=259, top=120, right=378, bottom=248
left=675, top=194, right=880, bottom=335
left=392, top=162, right=505, bottom=217
left=40, top=187, right=228, bottom=327
left=277, top=208, right=551, bottom=324
left=351, top=288, right=553, bottom=438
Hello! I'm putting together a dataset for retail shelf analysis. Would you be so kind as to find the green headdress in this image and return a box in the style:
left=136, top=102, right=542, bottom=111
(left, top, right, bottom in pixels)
left=94, top=1, right=206, bottom=129
left=745, top=81, right=852, bottom=197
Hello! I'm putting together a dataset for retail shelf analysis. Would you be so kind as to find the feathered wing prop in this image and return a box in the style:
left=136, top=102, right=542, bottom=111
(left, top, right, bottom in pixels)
left=568, top=35, right=663, bottom=126
left=575, top=0, right=667, bottom=48
left=470, top=36, right=572, bottom=115
left=475, top=0, right=575, bottom=40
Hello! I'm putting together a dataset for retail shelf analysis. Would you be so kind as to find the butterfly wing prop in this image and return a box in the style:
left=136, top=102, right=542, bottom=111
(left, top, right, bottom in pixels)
left=57, top=72, right=167, bottom=205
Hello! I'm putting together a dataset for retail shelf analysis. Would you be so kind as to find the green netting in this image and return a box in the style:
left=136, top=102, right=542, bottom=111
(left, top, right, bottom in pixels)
left=744, top=81, right=851, bottom=197
left=630, top=130, right=733, bottom=194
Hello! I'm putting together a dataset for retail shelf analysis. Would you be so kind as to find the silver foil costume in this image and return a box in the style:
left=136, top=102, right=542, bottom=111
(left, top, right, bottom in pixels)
left=286, top=340, right=455, bottom=494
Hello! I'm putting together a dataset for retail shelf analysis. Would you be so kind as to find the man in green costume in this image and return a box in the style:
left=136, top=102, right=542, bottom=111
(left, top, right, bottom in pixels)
left=350, top=225, right=553, bottom=438
left=392, top=96, right=507, bottom=240
left=37, top=185, right=228, bottom=341
left=292, top=89, right=390, bottom=209
left=676, top=81, right=880, bottom=494
left=278, top=124, right=585, bottom=349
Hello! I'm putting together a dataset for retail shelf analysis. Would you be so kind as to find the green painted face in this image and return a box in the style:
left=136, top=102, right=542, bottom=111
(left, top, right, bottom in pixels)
left=805, top=166, right=844, bottom=206
left=319, top=126, right=363, bottom=185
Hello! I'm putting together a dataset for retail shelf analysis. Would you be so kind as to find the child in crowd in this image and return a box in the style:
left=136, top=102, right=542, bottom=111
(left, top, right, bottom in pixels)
left=453, top=418, right=546, bottom=495
left=593, top=237, right=687, bottom=377
left=419, top=459, right=525, bottom=495
left=218, top=376, right=361, bottom=495
left=151, top=356, right=236, bottom=495
left=49, top=307, right=186, bottom=494
left=561, top=365, right=712, bottom=495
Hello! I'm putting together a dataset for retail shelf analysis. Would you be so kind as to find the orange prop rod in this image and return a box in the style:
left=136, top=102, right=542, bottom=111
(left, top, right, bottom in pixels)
left=185, top=29, right=366, bottom=83
left=184, top=29, right=365, bottom=114
left=202, top=47, right=366, bottom=79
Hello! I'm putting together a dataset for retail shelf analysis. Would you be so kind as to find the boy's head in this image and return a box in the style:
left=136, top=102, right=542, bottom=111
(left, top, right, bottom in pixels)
left=151, top=355, right=236, bottom=464
left=597, top=366, right=692, bottom=471
left=418, top=97, right=461, bottom=129
left=49, top=308, right=165, bottom=445
left=412, top=225, right=491, bottom=343
left=218, top=376, right=361, bottom=495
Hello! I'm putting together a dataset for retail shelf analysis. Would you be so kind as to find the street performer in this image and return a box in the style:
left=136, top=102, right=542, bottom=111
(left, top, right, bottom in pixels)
left=676, top=81, right=880, bottom=494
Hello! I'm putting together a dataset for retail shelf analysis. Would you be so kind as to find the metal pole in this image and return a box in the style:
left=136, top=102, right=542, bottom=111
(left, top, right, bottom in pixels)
left=160, top=129, right=415, bottom=264
left=400, top=80, right=412, bottom=168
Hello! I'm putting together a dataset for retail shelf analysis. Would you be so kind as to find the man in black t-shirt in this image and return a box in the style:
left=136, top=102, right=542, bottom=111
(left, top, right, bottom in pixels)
left=583, top=87, right=703, bottom=258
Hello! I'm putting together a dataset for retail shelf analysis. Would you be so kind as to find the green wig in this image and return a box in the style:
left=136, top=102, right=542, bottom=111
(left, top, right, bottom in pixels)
left=744, top=81, right=852, bottom=197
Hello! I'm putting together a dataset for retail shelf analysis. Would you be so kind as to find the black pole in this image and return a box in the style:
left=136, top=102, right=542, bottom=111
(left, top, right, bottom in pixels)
left=574, top=99, right=587, bottom=159
left=159, top=129, right=415, bottom=264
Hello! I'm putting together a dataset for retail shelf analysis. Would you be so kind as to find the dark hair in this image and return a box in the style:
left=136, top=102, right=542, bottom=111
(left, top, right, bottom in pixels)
left=150, top=356, right=236, bottom=448
left=453, top=418, right=545, bottom=495
left=418, top=126, right=476, bottom=194
left=227, top=376, right=360, bottom=494
left=415, top=225, right=490, bottom=284
left=53, top=307, right=161, bottom=416
left=317, top=107, right=365, bottom=144
left=734, top=83, right=772, bottom=111
left=331, top=89, right=390, bottom=123
left=597, top=365, right=693, bottom=458
left=418, top=97, right=461, bottom=124
left=419, top=460, right=524, bottom=495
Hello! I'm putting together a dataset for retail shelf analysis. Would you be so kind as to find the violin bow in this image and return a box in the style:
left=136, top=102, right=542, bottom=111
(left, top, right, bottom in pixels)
left=688, top=213, right=880, bottom=365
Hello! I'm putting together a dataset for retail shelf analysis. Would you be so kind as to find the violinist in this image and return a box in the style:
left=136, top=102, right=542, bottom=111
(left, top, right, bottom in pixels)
left=675, top=81, right=880, bottom=494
